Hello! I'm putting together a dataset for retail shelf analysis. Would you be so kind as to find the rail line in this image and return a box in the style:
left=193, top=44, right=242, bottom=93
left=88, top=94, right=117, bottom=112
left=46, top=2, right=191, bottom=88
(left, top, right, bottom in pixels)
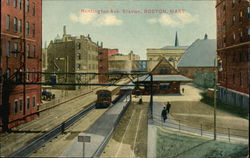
left=7, top=92, right=127, bottom=157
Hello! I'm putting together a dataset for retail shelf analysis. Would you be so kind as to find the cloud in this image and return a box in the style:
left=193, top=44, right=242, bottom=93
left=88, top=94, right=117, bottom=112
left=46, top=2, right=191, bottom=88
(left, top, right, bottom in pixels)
left=96, top=14, right=122, bottom=26
left=69, top=10, right=122, bottom=26
left=147, top=11, right=198, bottom=27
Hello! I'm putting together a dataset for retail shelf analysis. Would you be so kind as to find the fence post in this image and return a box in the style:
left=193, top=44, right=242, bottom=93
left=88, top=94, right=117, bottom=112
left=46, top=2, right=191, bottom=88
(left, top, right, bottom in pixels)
left=228, top=128, right=230, bottom=142
left=178, top=120, right=180, bottom=131
left=201, top=124, right=203, bottom=136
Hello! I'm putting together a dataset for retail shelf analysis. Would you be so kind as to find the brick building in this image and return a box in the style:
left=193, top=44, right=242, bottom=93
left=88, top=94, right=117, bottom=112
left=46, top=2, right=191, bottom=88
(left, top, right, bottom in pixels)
left=46, top=26, right=99, bottom=90
left=0, top=0, right=42, bottom=131
left=216, top=0, right=249, bottom=109
left=98, top=46, right=118, bottom=83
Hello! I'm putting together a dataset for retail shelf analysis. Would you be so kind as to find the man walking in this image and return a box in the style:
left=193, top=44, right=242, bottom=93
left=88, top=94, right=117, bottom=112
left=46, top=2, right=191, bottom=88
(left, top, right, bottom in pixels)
left=161, top=107, right=167, bottom=123
left=166, top=102, right=171, bottom=114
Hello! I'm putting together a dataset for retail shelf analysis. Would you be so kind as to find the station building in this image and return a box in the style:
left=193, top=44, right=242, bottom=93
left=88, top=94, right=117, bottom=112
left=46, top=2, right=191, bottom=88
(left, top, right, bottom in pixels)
left=134, top=57, right=192, bottom=95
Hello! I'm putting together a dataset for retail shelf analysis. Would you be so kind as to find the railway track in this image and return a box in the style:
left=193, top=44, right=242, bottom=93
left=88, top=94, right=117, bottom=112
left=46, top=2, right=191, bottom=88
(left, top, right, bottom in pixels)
left=1, top=79, right=129, bottom=157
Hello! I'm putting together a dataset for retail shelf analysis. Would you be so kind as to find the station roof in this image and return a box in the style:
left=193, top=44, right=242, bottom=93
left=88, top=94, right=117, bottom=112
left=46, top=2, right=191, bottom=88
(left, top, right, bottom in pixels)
left=177, top=39, right=216, bottom=67
left=136, top=75, right=192, bottom=82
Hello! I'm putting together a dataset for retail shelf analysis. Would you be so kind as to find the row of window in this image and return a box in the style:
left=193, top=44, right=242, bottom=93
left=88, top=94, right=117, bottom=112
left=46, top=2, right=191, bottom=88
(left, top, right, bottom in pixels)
left=222, top=0, right=244, bottom=10
left=6, top=0, right=35, bottom=15
left=221, top=28, right=250, bottom=47
left=6, top=40, right=36, bottom=58
left=13, top=96, right=36, bottom=114
left=6, top=15, right=35, bottom=37
left=0, top=67, right=37, bottom=82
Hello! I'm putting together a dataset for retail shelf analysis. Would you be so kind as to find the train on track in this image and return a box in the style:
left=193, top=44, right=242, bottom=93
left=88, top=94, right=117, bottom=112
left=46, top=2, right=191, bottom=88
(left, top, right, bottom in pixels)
left=95, top=82, right=135, bottom=108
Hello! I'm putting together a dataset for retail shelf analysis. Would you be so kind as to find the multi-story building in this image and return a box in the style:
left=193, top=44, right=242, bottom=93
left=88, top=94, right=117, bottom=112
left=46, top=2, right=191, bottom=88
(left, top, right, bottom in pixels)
left=216, top=0, right=249, bottom=109
left=98, top=46, right=118, bottom=83
left=108, top=51, right=140, bottom=72
left=147, top=32, right=188, bottom=71
left=1, top=0, right=42, bottom=131
left=46, top=26, right=99, bottom=90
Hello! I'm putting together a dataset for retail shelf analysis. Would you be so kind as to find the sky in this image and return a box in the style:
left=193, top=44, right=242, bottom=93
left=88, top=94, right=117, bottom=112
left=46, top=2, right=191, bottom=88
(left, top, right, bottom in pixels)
left=42, top=0, right=216, bottom=59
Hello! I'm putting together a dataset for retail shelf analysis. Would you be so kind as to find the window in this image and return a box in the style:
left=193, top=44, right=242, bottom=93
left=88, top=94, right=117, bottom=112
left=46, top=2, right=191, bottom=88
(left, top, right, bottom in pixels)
left=232, top=0, right=235, bottom=8
left=25, top=0, right=29, bottom=12
left=26, top=44, right=30, bottom=57
left=14, top=0, right=17, bottom=8
left=18, top=19, right=22, bottom=33
left=6, top=68, right=10, bottom=79
left=14, top=69, right=18, bottom=82
left=32, top=96, right=36, bottom=107
left=6, top=15, right=10, bottom=30
left=223, top=37, right=226, bottom=47
left=14, top=100, right=18, bottom=114
left=32, top=68, right=35, bottom=81
left=76, top=64, right=81, bottom=70
left=233, top=33, right=236, bottom=42
left=248, top=28, right=250, bottom=40
left=32, top=3, right=35, bottom=16
left=26, top=21, right=30, bottom=35
left=240, top=32, right=243, bottom=42
left=14, top=17, right=17, bottom=32
left=7, top=0, right=10, bottom=5
left=26, top=68, right=30, bottom=81
left=223, top=1, right=226, bottom=11
left=76, top=43, right=81, bottom=49
left=32, top=24, right=35, bottom=37
left=233, top=73, right=236, bottom=84
left=19, top=99, right=23, bottom=112
left=248, top=7, right=250, bottom=19
left=239, top=11, right=243, bottom=22
left=27, top=97, right=30, bottom=110
left=14, top=43, right=18, bottom=57
left=32, top=45, right=36, bottom=57
left=19, top=0, right=22, bottom=10
left=76, top=53, right=81, bottom=60
left=6, top=41, right=11, bottom=57
left=232, top=15, right=236, bottom=25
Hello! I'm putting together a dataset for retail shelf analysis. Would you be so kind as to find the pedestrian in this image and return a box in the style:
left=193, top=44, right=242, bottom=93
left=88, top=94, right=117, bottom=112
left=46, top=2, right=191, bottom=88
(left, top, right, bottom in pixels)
left=182, top=88, right=185, bottom=94
left=166, top=102, right=171, bottom=114
left=161, top=107, right=167, bottom=123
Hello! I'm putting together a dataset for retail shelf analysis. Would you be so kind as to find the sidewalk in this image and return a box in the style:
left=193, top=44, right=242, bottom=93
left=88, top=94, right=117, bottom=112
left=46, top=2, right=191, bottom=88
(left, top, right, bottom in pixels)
left=147, top=102, right=249, bottom=158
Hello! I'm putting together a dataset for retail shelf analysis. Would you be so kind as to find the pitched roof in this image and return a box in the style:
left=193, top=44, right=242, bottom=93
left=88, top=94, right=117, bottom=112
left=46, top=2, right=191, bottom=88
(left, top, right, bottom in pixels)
left=177, top=39, right=217, bottom=67
left=151, top=56, right=179, bottom=74
left=137, top=75, right=192, bottom=82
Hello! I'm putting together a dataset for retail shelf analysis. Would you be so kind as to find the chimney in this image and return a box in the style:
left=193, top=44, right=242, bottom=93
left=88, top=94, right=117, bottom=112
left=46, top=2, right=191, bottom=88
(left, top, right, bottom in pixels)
left=204, top=33, right=208, bottom=40
left=101, top=42, right=103, bottom=48
left=63, top=25, right=66, bottom=36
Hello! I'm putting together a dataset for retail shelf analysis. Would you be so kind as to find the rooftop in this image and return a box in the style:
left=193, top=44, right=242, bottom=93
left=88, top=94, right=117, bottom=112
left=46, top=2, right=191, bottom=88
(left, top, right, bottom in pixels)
left=177, top=38, right=217, bottom=67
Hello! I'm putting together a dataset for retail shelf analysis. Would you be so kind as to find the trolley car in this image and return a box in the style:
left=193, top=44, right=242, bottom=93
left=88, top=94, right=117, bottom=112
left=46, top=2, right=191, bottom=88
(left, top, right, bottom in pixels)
left=95, top=89, right=112, bottom=108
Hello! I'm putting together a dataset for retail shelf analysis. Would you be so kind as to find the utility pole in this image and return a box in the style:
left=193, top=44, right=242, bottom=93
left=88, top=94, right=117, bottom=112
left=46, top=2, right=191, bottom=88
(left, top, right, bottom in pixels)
left=214, top=58, right=217, bottom=140
left=150, top=73, right=153, bottom=120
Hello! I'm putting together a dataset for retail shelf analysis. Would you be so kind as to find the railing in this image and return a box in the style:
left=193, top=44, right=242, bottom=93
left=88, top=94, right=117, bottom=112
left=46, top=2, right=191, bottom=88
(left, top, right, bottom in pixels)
left=153, top=113, right=248, bottom=143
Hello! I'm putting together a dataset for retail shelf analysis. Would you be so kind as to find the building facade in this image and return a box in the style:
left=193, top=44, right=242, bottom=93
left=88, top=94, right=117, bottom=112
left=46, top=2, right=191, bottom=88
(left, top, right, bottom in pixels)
left=108, top=51, right=140, bottom=72
left=177, top=35, right=217, bottom=88
left=1, top=0, right=42, bottom=131
left=98, top=47, right=118, bottom=83
left=46, top=26, right=99, bottom=90
left=147, top=32, right=188, bottom=71
left=216, top=0, right=249, bottom=109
